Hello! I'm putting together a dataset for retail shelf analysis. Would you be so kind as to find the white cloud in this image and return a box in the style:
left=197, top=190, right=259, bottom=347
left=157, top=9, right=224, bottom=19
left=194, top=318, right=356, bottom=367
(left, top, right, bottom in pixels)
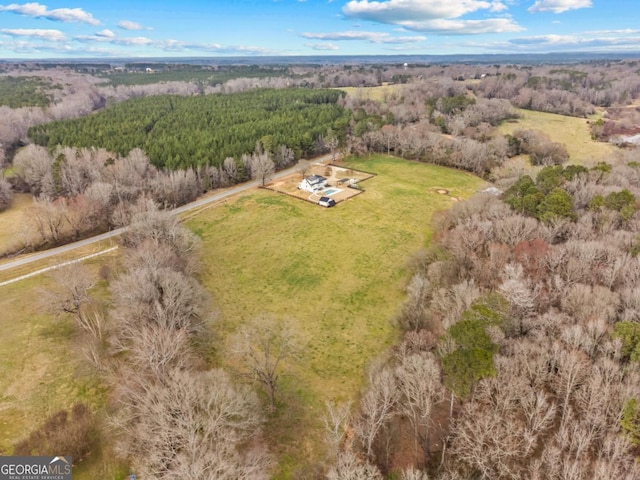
left=133, top=38, right=269, bottom=55
left=305, top=42, right=339, bottom=50
left=341, top=0, right=520, bottom=33
left=528, top=0, right=592, bottom=14
left=114, top=36, right=153, bottom=46
left=471, top=31, right=640, bottom=52
left=71, top=31, right=271, bottom=55
left=584, top=28, right=640, bottom=36
left=75, top=33, right=153, bottom=46
left=1, top=27, right=65, bottom=41
left=95, top=29, right=114, bottom=38
left=344, top=0, right=499, bottom=21
left=400, top=17, right=522, bottom=34
left=0, top=2, right=100, bottom=25
left=301, top=30, right=426, bottom=43
left=510, top=34, right=578, bottom=45
left=117, top=20, right=151, bottom=31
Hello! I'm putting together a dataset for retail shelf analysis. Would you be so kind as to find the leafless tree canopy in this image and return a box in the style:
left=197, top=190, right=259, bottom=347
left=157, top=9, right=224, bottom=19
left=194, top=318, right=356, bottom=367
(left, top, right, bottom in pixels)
left=331, top=158, right=640, bottom=478
left=114, top=369, right=271, bottom=480
left=229, top=315, right=300, bottom=413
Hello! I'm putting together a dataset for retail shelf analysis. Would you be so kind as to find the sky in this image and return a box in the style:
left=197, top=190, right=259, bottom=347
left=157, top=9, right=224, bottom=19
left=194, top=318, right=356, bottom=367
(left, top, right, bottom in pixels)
left=0, top=0, right=638, bottom=58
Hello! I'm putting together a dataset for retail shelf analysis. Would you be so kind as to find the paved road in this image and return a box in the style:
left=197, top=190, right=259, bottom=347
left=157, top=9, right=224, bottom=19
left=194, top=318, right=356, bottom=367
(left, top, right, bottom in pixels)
left=0, top=155, right=331, bottom=274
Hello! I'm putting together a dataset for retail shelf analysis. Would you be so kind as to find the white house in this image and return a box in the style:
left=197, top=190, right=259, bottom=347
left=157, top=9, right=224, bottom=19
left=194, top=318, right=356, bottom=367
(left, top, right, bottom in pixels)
left=298, top=174, right=328, bottom=193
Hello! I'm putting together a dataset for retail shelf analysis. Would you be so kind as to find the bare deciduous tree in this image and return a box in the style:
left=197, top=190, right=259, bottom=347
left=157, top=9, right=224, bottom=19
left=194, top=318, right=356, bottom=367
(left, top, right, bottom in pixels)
left=274, top=145, right=295, bottom=169
left=395, top=352, right=445, bottom=464
left=354, top=364, right=399, bottom=461
left=0, top=177, right=13, bottom=211
left=250, top=152, right=275, bottom=186
left=230, top=315, right=300, bottom=413
left=43, top=263, right=96, bottom=322
left=114, top=368, right=271, bottom=480
left=326, top=452, right=383, bottom=480
left=123, top=203, right=199, bottom=258
left=324, top=400, right=352, bottom=456
left=27, top=197, right=67, bottom=244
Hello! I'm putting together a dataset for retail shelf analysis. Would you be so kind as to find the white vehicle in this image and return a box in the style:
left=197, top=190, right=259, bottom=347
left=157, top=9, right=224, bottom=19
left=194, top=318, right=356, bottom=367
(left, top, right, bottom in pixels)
left=318, top=196, right=336, bottom=208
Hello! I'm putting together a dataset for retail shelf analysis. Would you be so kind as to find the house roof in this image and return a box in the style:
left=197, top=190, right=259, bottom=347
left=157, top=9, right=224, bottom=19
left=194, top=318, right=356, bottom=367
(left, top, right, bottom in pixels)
left=306, top=174, right=326, bottom=185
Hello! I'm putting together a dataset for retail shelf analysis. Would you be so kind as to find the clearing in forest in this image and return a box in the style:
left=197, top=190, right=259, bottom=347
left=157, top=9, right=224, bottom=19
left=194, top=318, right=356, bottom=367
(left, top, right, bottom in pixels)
left=499, top=108, right=616, bottom=164
left=187, top=155, right=483, bottom=478
left=340, top=84, right=402, bottom=102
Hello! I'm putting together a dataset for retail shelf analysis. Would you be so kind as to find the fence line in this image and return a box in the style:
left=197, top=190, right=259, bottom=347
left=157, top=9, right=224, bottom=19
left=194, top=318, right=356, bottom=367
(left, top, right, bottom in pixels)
left=0, top=246, right=118, bottom=288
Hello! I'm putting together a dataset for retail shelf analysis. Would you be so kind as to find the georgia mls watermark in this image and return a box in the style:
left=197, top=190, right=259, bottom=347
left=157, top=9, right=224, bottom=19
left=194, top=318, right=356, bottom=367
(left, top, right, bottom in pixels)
left=0, top=456, right=72, bottom=480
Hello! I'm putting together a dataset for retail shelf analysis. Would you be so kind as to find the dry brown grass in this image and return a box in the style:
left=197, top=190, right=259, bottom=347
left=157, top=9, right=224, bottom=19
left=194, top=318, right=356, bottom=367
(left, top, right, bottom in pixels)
left=499, top=108, right=618, bottom=165
left=339, top=84, right=403, bottom=102
left=0, top=193, right=33, bottom=255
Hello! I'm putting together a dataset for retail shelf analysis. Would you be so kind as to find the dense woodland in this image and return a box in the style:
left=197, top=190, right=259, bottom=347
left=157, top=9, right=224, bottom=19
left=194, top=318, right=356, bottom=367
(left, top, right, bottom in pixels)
left=29, top=89, right=350, bottom=168
left=4, top=58, right=640, bottom=479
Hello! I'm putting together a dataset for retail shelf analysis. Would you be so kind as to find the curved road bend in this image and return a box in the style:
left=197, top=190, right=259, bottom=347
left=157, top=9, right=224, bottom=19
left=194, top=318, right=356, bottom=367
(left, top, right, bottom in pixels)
left=0, top=155, right=333, bottom=274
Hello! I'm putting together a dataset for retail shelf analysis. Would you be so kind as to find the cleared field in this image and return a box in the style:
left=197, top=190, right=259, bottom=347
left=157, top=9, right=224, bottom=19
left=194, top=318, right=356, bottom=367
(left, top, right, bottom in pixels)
left=499, top=108, right=617, bottom=164
left=187, top=155, right=483, bottom=478
left=0, top=251, right=127, bottom=479
left=340, top=84, right=402, bottom=102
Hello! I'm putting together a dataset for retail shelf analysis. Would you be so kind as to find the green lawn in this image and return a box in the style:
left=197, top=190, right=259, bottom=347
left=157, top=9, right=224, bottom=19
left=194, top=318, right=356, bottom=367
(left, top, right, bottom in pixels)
left=499, top=108, right=617, bottom=164
left=187, top=155, right=483, bottom=477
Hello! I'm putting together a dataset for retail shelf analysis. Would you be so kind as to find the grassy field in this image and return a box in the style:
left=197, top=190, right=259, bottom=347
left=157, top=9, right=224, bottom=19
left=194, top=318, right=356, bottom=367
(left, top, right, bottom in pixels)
left=499, top=108, right=617, bottom=164
left=187, top=155, right=483, bottom=478
left=340, top=84, right=402, bottom=102
left=0, top=251, right=128, bottom=479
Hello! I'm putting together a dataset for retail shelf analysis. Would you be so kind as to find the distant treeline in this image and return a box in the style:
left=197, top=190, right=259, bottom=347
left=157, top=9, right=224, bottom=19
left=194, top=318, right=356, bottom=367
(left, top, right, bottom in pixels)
left=29, top=88, right=350, bottom=169
left=102, top=65, right=293, bottom=87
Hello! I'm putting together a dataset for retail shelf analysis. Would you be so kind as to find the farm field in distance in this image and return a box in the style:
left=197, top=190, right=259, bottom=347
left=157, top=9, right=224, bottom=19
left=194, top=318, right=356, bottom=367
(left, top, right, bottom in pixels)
left=186, top=155, right=484, bottom=477
left=340, top=84, right=402, bottom=102
left=499, top=108, right=616, bottom=164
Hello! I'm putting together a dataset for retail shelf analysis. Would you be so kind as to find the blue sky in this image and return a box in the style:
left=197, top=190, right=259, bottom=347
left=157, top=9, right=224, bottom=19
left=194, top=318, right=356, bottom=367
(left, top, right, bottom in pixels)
left=0, top=0, right=638, bottom=58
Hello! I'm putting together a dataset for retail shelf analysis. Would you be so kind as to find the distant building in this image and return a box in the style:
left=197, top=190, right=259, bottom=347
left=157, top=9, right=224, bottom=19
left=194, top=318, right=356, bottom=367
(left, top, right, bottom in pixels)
left=298, top=174, right=328, bottom=193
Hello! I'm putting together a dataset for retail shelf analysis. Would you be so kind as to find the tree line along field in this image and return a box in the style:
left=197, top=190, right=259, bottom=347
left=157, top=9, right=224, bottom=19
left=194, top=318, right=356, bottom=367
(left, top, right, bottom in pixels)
left=28, top=88, right=350, bottom=169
